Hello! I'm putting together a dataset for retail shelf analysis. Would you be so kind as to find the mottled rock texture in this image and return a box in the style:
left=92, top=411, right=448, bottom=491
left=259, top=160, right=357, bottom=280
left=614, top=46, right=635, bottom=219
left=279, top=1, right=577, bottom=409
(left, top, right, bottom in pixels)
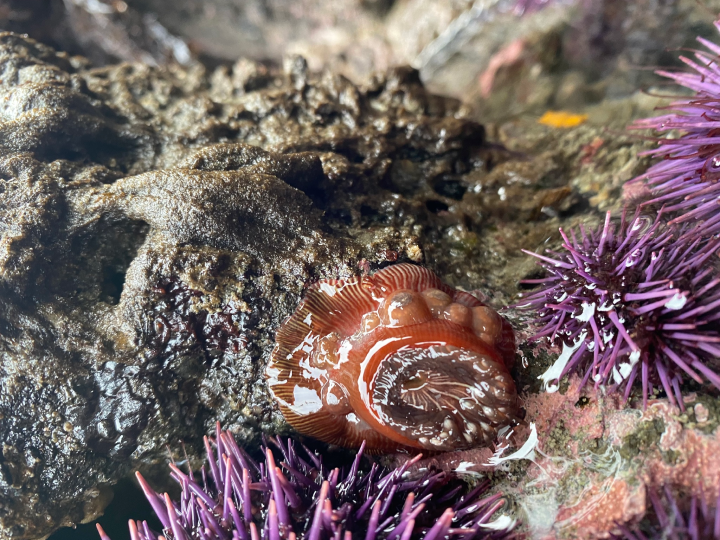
left=0, top=32, right=477, bottom=539
left=0, top=29, right=657, bottom=539
left=7, top=0, right=720, bottom=120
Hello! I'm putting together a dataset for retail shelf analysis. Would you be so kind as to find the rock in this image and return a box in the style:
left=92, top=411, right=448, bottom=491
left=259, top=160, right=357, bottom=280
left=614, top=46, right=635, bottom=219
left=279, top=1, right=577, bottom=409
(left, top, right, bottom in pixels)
left=0, top=23, right=676, bottom=538
left=0, top=32, right=497, bottom=539
left=7, top=0, right=720, bottom=119
left=386, top=0, right=720, bottom=122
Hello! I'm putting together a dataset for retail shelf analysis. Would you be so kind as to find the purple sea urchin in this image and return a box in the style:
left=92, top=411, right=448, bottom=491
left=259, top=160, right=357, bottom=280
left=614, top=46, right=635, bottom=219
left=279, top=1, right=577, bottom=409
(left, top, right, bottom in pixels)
left=629, top=20, right=720, bottom=231
left=518, top=211, right=720, bottom=408
left=614, top=485, right=720, bottom=540
left=97, top=424, right=516, bottom=540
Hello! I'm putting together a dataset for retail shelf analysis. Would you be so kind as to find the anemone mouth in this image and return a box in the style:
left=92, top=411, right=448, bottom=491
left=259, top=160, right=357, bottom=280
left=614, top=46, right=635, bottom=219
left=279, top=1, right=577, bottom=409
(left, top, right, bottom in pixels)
left=371, top=344, right=518, bottom=451
left=269, top=263, right=519, bottom=451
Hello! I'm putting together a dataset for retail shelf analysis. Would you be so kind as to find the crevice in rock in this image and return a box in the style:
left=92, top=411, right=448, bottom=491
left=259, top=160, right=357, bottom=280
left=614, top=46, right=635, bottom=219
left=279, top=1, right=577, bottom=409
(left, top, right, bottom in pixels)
left=433, top=177, right=466, bottom=200
left=48, top=217, right=149, bottom=305
left=425, top=199, right=449, bottom=213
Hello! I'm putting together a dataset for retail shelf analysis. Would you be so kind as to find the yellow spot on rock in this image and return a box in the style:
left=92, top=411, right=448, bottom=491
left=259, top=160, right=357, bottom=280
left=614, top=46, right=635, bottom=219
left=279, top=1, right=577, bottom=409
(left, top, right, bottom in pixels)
left=538, top=111, right=588, bottom=128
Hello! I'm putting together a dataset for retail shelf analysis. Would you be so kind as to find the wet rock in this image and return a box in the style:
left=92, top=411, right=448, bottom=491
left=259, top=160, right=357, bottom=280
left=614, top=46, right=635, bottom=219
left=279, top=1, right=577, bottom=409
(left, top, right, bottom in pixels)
left=109, top=167, right=326, bottom=258
left=387, top=0, right=720, bottom=122
left=0, top=32, right=490, bottom=539
left=9, top=0, right=720, bottom=119
left=0, top=0, right=191, bottom=67
left=0, top=34, right=146, bottom=160
left=0, top=23, right=670, bottom=538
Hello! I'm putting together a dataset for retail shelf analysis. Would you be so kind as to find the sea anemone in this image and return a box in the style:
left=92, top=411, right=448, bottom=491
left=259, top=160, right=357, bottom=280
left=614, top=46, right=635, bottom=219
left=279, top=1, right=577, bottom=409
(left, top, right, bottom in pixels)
left=266, top=263, right=519, bottom=453
left=614, top=485, right=720, bottom=540
left=629, top=20, right=720, bottom=232
left=517, top=210, right=720, bottom=408
left=97, top=424, right=517, bottom=540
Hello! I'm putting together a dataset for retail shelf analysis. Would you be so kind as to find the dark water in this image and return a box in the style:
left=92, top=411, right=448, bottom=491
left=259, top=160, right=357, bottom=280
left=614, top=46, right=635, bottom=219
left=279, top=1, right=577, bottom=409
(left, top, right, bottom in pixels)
left=49, top=479, right=162, bottom=540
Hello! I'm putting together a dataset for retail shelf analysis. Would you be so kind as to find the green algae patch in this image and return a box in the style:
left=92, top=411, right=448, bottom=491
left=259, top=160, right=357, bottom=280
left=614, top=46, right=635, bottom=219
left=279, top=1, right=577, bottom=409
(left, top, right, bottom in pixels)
left=620, top=418, right=665, bottom=461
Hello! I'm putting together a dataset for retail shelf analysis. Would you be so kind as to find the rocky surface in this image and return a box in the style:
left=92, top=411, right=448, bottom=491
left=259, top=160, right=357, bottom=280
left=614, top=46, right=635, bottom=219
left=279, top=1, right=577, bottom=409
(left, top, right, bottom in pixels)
left=0, top=5, right=715, bottom=534
left=0, top=31, right=650, bottom=539
left=1, top=2, right=717, bottom=539
left=7, top=0, right=720, bottom=118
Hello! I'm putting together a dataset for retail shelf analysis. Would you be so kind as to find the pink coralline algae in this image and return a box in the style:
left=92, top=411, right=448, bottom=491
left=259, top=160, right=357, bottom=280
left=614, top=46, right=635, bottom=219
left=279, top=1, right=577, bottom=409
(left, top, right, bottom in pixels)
left=541, top=383, right=720, bottom=539
left=517, top=211, right=720, bottom=409
left=404, top=377, right=720, bottom=539
left=97, top=424, right=516, bottom=540
left=540, top=389, right=720, bottom=539
left=629, top=20, right=720, bottom=232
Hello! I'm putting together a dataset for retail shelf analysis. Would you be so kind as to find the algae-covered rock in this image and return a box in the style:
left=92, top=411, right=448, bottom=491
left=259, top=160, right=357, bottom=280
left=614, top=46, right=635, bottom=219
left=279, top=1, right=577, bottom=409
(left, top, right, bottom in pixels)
left=0, top=32, right=478, bottom=539
left=0, top=27, right=658, bottom=538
